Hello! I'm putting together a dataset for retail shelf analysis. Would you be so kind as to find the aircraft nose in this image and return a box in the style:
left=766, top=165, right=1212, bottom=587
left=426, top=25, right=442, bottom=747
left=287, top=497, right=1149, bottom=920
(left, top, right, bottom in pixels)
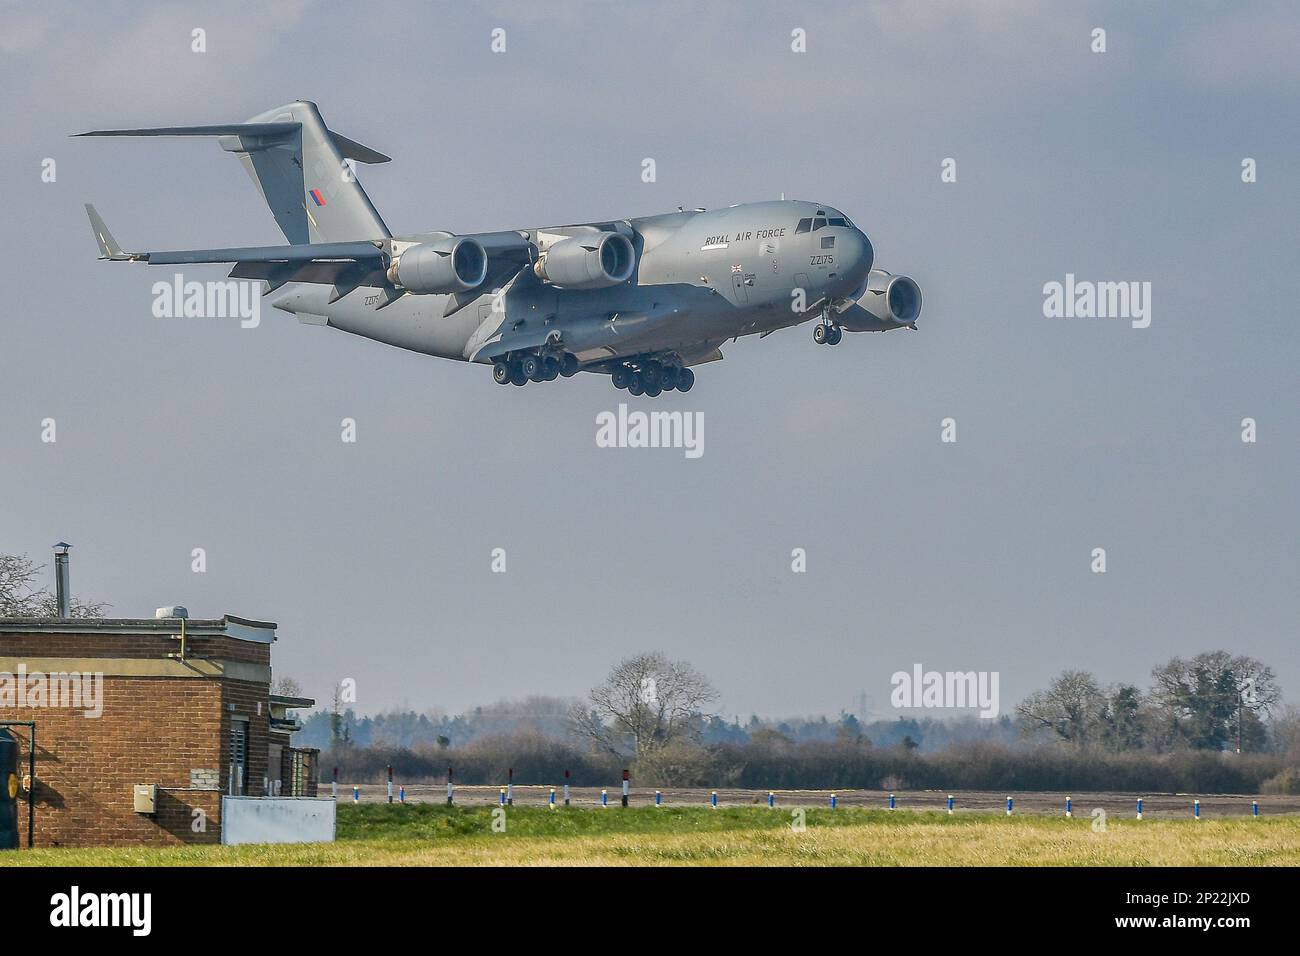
left=843, top=227, right=873, bottom=285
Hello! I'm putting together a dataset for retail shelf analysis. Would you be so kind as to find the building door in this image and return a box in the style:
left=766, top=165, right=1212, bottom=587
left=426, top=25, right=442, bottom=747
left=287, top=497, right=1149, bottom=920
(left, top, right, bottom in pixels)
left=228, top=719, right=249, bottom=796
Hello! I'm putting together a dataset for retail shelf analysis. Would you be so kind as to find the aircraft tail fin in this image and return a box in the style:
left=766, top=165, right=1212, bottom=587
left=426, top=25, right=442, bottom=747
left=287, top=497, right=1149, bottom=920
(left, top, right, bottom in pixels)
left=76, top=101, right=391, bottom=245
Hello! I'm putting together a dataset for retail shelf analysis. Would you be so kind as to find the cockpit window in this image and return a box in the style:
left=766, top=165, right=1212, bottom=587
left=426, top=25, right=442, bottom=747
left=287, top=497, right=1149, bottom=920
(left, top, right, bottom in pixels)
left=828, top=217, right=848, bottom=227
left=812, top=217, right=827, bottom=231
left=795, top=217, right=812, bottom=234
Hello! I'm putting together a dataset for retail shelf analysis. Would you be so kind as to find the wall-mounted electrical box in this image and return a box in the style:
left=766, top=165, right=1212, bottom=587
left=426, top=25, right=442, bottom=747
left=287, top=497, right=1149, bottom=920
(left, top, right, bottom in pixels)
left=132, top=784, right=157, bottom=814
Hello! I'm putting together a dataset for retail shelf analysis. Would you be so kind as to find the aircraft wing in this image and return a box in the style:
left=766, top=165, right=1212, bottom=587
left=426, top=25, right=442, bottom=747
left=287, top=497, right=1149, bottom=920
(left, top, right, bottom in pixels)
left=84, top=204, right=384, bottom=264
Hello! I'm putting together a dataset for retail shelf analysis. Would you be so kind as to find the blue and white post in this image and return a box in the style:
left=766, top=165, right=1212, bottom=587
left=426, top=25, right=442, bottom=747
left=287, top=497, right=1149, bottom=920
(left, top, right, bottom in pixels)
left=352, top=786, right=359, bottom=803
left=446, top=766, right=454, bottom=806
left=563, top=769, right=571, bottom=807
left=499, top=787, right=506, bottom=806
left=710, top=790, right=718, bottom=809
left=507, top=767, right=514, bottom=807
left=888, top=793, right=895, bottom=811
left=601, top=788, right=608, bottom=808
left=399, top=785, right=405, bottom=804
left=549, top=787, right=556, bottom=809
left=622, top=769, right=630, bottom=808
left=830, top=793, right=837, bottom=810
left=1194, top=799, right=1200, bottom=820
left=768, top=791, right=775, bottom=808
left=947, top=794, right=954, bottom=815
left=1065, top=796, right=1072, bottom=818
left=1006, top=796, right=1013, bottom=816
left=387, top=765, right=394, bottom=804
left=1136, top=797, right=1143, bottom=820
left=1252, top=800, right=1259, bottom=818
left=655, top=790, right=662, bottom=807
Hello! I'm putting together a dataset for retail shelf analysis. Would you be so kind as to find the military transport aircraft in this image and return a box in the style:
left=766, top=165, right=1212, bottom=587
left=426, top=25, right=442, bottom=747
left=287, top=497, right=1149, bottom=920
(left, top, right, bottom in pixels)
left=80, top=101, right=921, bottom=396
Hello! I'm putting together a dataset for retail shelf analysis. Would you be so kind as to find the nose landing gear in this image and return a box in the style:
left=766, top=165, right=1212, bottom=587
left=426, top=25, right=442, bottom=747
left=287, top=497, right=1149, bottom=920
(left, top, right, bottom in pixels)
left=813, top=322, right=842, bottom=346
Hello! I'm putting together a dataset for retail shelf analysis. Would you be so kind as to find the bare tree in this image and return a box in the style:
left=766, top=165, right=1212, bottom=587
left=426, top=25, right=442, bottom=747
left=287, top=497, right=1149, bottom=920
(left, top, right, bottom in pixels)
left=1016, top=670, right=1109, bottom=747
left=0, top=552, right=107, bottom=618
left=573, top=652, right=719, bottom=758
left=271, top=676, right=304, bottom=698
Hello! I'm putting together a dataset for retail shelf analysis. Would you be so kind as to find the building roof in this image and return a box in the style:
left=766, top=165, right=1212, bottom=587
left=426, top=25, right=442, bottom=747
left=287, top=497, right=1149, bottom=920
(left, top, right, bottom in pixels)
left=0, top=613, right=277, bottom=643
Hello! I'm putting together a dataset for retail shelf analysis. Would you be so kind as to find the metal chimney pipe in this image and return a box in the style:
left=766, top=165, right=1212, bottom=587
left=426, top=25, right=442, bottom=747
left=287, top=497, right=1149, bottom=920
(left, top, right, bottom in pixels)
left=53, top=542, right=71, bottom=619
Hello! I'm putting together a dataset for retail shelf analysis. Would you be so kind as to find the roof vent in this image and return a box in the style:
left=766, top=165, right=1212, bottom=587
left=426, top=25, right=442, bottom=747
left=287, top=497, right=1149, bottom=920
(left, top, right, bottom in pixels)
left=154, top=606, right=189, bottom=620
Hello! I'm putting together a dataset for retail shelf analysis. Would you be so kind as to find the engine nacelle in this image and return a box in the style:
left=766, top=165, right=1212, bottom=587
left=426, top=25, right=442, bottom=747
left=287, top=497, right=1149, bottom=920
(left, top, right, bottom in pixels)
left=533, top=232, right=635, bottom=289
left=837, top=270, right=923, bottom=331
left=386, top=237, right=488, bottom=294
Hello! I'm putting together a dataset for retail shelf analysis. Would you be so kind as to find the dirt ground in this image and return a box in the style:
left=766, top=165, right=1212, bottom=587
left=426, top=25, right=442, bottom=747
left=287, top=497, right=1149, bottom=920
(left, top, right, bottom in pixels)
left=334, top=783, right=1297, bottom=818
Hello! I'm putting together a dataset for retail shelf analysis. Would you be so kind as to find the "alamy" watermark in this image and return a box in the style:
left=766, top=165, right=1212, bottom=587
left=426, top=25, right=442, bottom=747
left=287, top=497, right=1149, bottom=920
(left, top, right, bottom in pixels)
left=890, top=664, right=1000, bottom=718
left=596, top=404, right=703, bottom=459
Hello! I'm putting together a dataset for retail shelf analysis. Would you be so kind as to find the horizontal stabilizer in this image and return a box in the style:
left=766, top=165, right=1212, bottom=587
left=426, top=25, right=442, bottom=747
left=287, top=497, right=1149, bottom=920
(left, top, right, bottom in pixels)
left=74, top=123, right=300, bottom=139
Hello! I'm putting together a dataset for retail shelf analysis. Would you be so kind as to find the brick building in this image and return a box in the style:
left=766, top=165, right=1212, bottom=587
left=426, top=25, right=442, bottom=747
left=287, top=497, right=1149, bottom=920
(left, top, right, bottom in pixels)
left=0, top=608, right=317, bottom=848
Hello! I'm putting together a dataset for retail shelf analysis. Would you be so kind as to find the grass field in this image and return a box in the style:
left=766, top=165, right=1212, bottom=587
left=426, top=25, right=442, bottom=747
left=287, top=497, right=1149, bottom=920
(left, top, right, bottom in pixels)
left=5, top=804, right=1300, bottom=866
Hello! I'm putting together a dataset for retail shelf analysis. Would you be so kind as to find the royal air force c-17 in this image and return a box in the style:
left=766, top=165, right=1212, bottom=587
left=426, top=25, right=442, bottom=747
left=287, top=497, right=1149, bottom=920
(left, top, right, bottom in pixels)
left=79, top=101, right=922, bottom=395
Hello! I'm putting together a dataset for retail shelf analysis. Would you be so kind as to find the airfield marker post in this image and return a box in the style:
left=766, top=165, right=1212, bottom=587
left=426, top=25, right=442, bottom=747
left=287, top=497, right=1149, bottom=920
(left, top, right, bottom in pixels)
left=549, top=787, right=556, bottom=808
left=888, top=793, right=895, bottom=811
left=399, top=785, right=405, bottom=804
left=1194, top=799, right=1200, bottom=820
left=564, top=769, right=571, bottom=806
left=507, top=767, right=514, bottom=806
left=1253, top=800, right=1259, bottom=817
left=767, top=791, right=775, bottom=808
left=446, top=767, right=454, bottom=806
left=1065, top=796, right=1072, bottom=818
left=710, top=791, right=717, bottom=809
left=830, top=793, right=837, bottom=809
left=947, top=794, right=954, bottom=815
left=387, top=765, right=393, bottom=804
left=1006, top=796, right=1013, bottom=816
left=1137, top=797, right=1143, bottom=820
left=331, top=766, right=338, bottom=801
left=499, top=788, right=506, bottom=806
left=353, top=786, right=359, bottom=803
left=622, top=769, right=630, bottom=807
left=655, top=790, right=662, bottom=807
left=601, top=788, right=608, bottom=807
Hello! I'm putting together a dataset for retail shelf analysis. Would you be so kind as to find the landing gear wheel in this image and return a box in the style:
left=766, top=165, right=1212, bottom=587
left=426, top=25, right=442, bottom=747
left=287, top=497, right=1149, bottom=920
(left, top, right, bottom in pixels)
left=492, top=362, right=511, bottom=385
left=813, top=323, right=829, bottom=345
left=612, top=367, right=631, bottom=389
left=510, top=365, right=528, bottom=386
left=560, top=353, right=580, bottom=377
left=826, top=325, right=843, bottom=346
left=676, top=367, right=695, bottom=392
left=660, top=366, right=679, bottom=390
left=628, top=373, right=645, bottom=396
left=543, top=357, right=560, bottom=380
left=522, top=355, right=543, bottom=381
left=642, top=361, right=663, bottom=389
left=645, top=383, right=662, bottom=397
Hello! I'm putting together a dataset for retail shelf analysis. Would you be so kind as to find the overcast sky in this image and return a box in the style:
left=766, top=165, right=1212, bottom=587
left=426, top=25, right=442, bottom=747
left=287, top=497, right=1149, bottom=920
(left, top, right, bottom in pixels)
left=1, top=1, right=1296, bottom=721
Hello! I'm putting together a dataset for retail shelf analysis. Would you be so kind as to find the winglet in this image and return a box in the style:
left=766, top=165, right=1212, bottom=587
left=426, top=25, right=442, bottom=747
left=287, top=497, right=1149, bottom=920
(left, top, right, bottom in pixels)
left=84, top=204, right=136, bottom=261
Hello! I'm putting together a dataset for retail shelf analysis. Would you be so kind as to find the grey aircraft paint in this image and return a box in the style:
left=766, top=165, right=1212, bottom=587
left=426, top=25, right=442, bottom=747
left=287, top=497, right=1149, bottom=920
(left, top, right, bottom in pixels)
left=79, top=101, right=922, bottom=396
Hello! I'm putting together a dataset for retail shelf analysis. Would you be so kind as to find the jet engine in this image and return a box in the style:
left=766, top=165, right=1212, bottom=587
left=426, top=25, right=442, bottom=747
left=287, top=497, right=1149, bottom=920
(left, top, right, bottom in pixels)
left=533, top=232, right=635, bottom=289
left=836, top=270, right=923, bottom=331
left=386, top=236, right=488, bottom=294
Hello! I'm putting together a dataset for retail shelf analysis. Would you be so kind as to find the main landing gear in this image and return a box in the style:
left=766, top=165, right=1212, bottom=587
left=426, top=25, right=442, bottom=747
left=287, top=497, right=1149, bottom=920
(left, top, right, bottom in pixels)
left=813, top=322, right=842, bottom=346
left=610, top=358, right=693, bottom=397
left=491, top=351, right=580, bottom=386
